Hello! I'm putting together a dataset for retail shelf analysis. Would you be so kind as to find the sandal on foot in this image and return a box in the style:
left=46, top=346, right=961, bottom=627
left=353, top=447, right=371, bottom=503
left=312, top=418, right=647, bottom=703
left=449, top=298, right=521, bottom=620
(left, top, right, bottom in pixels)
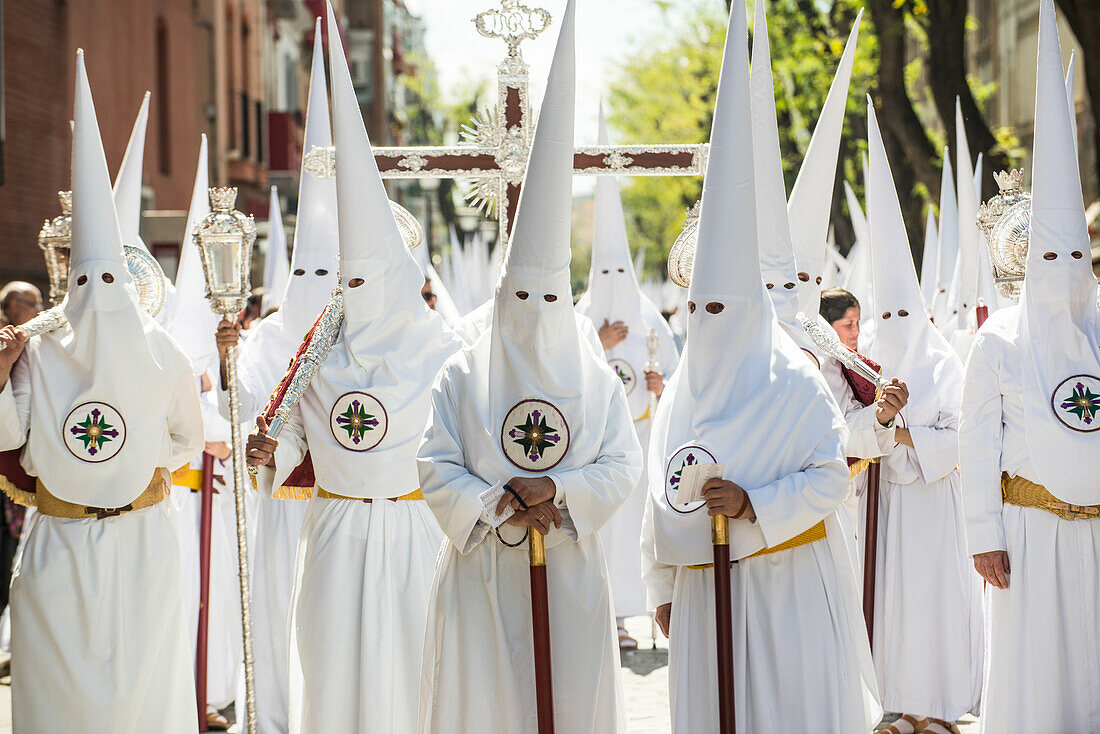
left=879, top=714, right=930, bottom=734
left=617, top=627, right=638, bottom=651
left=205, top=707, right=230, bottom=731
left=923, top=719, right=961, bottom=734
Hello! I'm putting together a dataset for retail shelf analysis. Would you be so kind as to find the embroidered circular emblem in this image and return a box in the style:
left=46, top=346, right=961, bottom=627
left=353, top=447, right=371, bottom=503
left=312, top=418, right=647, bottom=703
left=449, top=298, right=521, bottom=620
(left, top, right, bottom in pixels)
left=608, top=359, right=637, bottom=395
left=501, top=399, right=571, bottom=471
left=63, top=401, right=126, bottom=463
left=1051, top=375, right=1100, bottom=433
left=665, top=444, right=717, bottom=514
left=329, top=391, right=388, bottom=451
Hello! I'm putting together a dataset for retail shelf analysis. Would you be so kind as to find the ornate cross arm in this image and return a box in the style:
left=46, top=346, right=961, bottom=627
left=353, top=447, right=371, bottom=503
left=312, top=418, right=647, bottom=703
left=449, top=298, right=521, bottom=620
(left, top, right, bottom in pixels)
left=372, top=146, right=500, bottom=178
left=572, top=144, right=708, bottom=176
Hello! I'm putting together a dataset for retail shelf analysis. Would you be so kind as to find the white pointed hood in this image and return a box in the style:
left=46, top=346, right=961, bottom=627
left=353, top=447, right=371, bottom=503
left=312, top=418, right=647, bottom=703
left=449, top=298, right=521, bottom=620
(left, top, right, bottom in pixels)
left=164, top=135, right=221, bottom=377
left=948, top=98, right=980, bottom=333
left=866, top=99, right=963, bottom=434
left=30, top=50, right=189, bottom=508
left=649, top=0, right=845, bottom=565
left=262, top=186, right=290, bottom=313
left=112, top=92, right=150, bottom=252
left=487, top=0, right=593, bottom=421
left=279, top=19, right=340, bottom=338
left=919, top=208, right=939, bottom=308
left=1067, top=51, right=1078, bottom=153
left=930, top=148, right=958, bottom=324
left=1017, top=0, right=1100, bottom=505
left=786, top=13, right=860, bottom=315
left=291, top=3, right=459, bottom=500
left=750, top=0, right=816, bottom=358
left=576, top=103, right=675, bottom=420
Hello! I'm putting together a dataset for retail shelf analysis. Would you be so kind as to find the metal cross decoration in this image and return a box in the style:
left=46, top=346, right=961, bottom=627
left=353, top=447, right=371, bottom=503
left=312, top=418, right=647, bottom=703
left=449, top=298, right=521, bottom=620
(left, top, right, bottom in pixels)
left=306, top=0, right=708, bottom=243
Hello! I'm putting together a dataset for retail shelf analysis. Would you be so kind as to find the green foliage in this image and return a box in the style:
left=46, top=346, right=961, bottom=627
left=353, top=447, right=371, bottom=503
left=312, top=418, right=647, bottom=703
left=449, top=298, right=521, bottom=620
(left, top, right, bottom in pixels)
left=607, top=0, right=877, bottom=276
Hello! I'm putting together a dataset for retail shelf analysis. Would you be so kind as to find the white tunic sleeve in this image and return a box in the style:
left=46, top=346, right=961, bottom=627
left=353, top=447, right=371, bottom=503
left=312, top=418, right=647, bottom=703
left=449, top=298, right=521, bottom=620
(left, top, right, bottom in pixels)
left=417, top=377, right=494, bottom=554
left=545, top=389, right=643, bottom=539
left=847, top=403, right=894, bottom=459
left=641, top=490, right=677, bottom=609
left=905, top=408, right=960, bottom=485
left=164, top=365, right=206, bottom=471
left=748, top=425, right=849, bottom=548
left=256, top=404, right=307, bottom=498
left=959, top=338, right=1007, bottom=556
left=0, top=359, right=31, bottom=451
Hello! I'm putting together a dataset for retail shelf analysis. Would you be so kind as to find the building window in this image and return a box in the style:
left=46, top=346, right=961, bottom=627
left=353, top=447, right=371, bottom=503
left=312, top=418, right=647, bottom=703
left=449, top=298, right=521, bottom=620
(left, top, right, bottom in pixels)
left=155, top=18, right=171, bottom=175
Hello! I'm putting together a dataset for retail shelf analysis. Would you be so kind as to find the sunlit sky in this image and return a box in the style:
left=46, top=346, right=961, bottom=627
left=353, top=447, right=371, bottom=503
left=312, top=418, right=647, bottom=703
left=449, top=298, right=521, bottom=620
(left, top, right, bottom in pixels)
left=402, top=0, right=670, bottom=146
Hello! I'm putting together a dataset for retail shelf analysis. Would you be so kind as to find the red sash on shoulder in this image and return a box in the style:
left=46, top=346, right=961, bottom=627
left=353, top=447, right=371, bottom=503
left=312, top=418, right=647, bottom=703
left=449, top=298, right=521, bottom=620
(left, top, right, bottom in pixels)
left=839, top=350, right=881, bottom=468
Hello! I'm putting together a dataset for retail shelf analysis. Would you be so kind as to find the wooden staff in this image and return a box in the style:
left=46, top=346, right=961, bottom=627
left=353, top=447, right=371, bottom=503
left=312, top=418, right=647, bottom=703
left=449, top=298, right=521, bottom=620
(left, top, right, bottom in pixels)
left=712, top=514, right=735, bottom=734
left=195, top=451, right=215, bottom=730
left=529, top=529, right=555, bottom=734
left=976, top=302, right=989, bottom=329
left=862, top=461, right=881, bottom=645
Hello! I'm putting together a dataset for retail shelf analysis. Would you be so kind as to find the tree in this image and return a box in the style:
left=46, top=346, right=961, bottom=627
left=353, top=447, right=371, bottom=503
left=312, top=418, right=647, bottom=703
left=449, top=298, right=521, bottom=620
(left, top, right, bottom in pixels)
left=609, top=0, right=1030, bottom=279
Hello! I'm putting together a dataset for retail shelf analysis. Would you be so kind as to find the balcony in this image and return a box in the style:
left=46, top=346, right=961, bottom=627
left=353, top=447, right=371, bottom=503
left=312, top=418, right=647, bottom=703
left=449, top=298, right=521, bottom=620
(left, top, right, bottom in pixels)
left=268, top=110, right=303, bottom=174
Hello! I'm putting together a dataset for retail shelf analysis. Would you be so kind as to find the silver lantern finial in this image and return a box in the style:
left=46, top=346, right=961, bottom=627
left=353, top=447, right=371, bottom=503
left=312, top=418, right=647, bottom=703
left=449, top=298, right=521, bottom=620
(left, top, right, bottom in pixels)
left=194, top=186, right=257, bottom=316
left=38, top=190, right=73, bottom=306
left=977, top=168, right=1030, bottom=300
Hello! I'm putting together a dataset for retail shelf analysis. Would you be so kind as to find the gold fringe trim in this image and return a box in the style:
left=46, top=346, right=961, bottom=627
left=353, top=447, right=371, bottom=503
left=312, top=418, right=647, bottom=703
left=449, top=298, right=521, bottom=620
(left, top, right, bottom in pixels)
left=274, top=485, right=315, bottom=501
left=0, top=474, right=36, bottom=508
left=849, top=458, right=872, bottom=480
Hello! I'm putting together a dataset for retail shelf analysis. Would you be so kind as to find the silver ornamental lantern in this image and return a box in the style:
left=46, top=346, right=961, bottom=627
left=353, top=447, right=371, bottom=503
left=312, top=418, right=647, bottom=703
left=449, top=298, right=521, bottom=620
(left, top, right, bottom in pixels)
left=977, top=169, right=1031, bottom=300
left=193, top=185, right=258, bottom=734
left=38, top=190, right=73, bottom=306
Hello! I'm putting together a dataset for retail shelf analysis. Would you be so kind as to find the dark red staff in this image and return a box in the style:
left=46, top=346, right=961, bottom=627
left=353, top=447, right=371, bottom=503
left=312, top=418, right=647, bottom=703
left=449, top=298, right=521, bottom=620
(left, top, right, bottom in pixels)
left=712, top=514, right=736, bottom=734
left=195, top=451, right=215, bottom=730
left=529, top=529, right=555, bottom=734
left=862, top=461, right=881, bottom=645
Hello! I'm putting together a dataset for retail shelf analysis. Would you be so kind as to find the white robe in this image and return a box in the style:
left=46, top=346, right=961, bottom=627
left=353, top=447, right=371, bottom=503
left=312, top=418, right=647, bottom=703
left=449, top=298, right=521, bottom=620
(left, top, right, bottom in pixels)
left=0, top=335, right=203, bottom=734
left=171, top=389, right=241, bottom=711
left=861, top=385, right=983, bottom=720
left=641, top=389, right=881, bottom=734
left=960, top=306, right=1100, bottom=733
left=416, top=357, right=642, bottom=734
left=595, top=315, right=679, bottom=620
left=220, top=315, right=312, bottom=734
left=257, top=401, right=444, bottom=734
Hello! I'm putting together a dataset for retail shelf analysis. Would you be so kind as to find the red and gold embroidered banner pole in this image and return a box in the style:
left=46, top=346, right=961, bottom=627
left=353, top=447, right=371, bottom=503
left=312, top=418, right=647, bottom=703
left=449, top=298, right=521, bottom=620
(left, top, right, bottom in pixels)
left=862, top=461, right=881, bottom=645
left=195, top=451, right=215, bottom=730
left=712, top=514, right=736, bottom=734
left=529, top=529, right=555, bottom=734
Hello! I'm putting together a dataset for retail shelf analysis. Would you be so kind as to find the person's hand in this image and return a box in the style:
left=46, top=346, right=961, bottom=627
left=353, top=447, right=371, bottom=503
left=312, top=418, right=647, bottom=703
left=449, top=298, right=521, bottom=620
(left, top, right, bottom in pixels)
left=0, top=326, right=27, bottom=378
left=702, top=478, right=755, bottom=521
left=875, top=378, right=909, bottom=426
left=655, top=603, right=671, bottom=638
left=215, top=319, right=242, bottom=352
left=973, top=550, right=1010, bottom=589
left=204, top=441, right=232, bottom=461
left=497, top=476, right=556, bottom=515
left=503, top=501, right=563, bottom=535
left=644, top=370, right=665, bottom=397
left=246, top=416, right=278, bottom=467
left=598, top=319, right=629, bottom=350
